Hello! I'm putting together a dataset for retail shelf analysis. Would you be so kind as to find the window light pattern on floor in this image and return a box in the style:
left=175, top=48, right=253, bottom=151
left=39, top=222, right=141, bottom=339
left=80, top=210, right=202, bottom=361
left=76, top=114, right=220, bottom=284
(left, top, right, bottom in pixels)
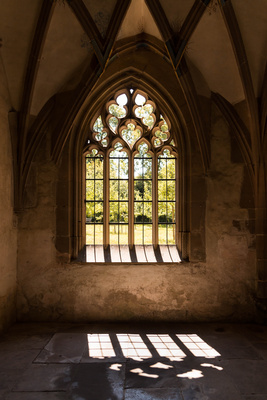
left=87, top=334, right=116, bottom=359
left=86, top=333, right=220, bottom=361
left=116, top=334, right=152, bottom=360
left=147, top=334, right=186, bottom=361
left=176, top=334, right=221, bottom=358
left=86, top=245, right=181, bottom=263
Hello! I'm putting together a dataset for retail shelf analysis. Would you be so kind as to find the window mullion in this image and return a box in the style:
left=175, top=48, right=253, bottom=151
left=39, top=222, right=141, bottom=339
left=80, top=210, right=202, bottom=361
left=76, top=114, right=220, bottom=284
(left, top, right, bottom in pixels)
left=129, top=152, right=134, bottom=248
left=153, top=153, right=158, bottom=248
left=104, top=154, right=109, bottom=248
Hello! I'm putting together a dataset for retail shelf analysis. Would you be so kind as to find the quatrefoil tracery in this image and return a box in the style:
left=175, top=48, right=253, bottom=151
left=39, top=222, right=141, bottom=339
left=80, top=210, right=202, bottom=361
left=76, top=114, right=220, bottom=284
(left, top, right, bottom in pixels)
left=90, top=90, right=175, bottom=151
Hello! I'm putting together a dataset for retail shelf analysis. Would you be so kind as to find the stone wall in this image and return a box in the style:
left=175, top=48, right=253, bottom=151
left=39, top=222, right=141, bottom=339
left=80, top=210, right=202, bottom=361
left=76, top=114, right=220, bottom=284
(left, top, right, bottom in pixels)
left=0, top=56, right=17, bottom=332
left=16, top=103, right=257, bottom=323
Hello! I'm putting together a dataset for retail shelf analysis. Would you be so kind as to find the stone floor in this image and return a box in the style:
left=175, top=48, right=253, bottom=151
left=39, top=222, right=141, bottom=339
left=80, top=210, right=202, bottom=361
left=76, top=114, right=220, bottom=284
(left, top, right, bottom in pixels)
left=0, top=322, right=267, bottom=399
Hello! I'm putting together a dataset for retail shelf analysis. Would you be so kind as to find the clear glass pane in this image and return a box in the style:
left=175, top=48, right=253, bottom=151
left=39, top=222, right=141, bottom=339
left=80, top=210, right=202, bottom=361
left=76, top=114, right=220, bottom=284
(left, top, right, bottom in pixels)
left=121, top=125, right=141, bottom=147
left=134, top=158, right=142, bottom=178
left=93, top=116, right=104, bottom=133
left=158, top=181, right=166, bottom=201
left=110, top=225, right=119, bottom=245
left=110, top=202, right=119, bottom=222
left=167, top=159, right=176, bottom=179
left=95, top=158, right=103, bottom=178
left=119, top=202, right=128, bottom=223
left=95, top=202, right=103, bottom=223
left=144, top=202, right=152, bottom=223
left=110, top=158, right=119, bottom=179
left=95, top=180, right=103, bottom=200
left=119, top=181, right=128, bottom=200
left=167, top=224, right=175, bottom=244
left=95, top=224, right=103, bottom=244
left=167, top=202, right=175, bottom=223
left=167, top=181, right=175, bottom=201
left=86, top=202, right=94, bottom=221
left=110, top=180, right=119, bottom=201
left=135, top=104, right=153, bottom=118
left=109, top=104, right=126, bottom=118
left=158, top=224, right=166, bottom=244
left=138, top=142, right=149, bottom=155
left=134, top=224, right=143, bottom=245
left=143, top=159, right=152, bottom=179
left=158, top=202, right=167, bottom=223
left=135, top=94, right=146, bottom=106
left=134, top=180, right=144, bottom=200
left=101, top=138, right=108, bottom=147
left=144, top=224, right=152, bottom=245
left=86, top=157, right=94, bottom=179
left=158, top=158, right=167, bottom=179
left=86, top=181, right=94, bottom=200
left=108, top=116, right=118, bottom=133
left=134, top=202, right=143, bottom=222
left=119, top=225, right=128, bottom=244
left=119, top=158, right=129, bottom=178
left=142, top=114, right=154, bottom=129
left=86, top=224, right=94, bottom=245
left=143, top=181, right=152, bottom=199
left=116, top=93, right=128, bottom=106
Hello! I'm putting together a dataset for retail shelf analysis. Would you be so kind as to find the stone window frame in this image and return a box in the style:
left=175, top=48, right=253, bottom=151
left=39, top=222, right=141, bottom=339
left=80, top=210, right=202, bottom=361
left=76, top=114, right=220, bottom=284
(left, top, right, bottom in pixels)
left=65, top=79, right=194, bottom=263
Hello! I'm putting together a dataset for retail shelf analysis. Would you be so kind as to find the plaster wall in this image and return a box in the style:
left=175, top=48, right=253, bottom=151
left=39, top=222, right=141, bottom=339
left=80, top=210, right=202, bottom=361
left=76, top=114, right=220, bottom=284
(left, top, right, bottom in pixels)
left=0, top=56, right=17, bottom=332
left=16, top=106, right=257, bottom=323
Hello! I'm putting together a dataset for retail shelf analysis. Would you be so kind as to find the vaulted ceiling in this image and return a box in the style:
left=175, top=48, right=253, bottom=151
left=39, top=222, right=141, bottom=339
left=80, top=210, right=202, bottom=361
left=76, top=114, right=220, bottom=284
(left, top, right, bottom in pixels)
left=0, top=0, right=266, bottom=209
left=1, top=0, right=266, bottom=114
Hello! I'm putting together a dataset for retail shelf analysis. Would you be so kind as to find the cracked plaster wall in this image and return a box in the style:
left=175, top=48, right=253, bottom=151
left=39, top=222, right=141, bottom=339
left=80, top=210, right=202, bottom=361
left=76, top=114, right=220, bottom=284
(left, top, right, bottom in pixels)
left=0, top=56, right=17, bottom=332
left=16, top=105, right=257, bottom=323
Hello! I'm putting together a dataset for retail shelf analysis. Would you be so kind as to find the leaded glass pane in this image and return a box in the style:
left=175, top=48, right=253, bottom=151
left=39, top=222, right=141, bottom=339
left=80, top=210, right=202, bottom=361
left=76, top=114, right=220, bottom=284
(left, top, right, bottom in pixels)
left=119, top=181, right=128, bottom=200
left=167, top=203, right=175, bottom=223
left=158, top=224, right=166, bottom=244
left=167, top=159, right=176, bottom=179
left=167, top=224, right=175, bottom=244
left=143, top=181, right=152, bottom=199
left=95, top=225, right=103, bottom=244
left=144, top=224, right=152, bottom=245
left=110, top=158, right=119, bottom=179
left=119, top=158, right=129, bottom=178
left=158, top=181, right=166, bottom=201
left=110, top=180, right=119, bottom=201
left=144, top=202, right=152, bottom=223
left=110, top=202, right=119, bottom=222
left=95, top=180, right=103, bottom=201
left=119, top=225, right=128, bottom=244
left=86, top=181, right=94, bottom=201
left=86, top=224, right=94, bottom=245
left=134, top=224, right=143, bottom=245
left=119, top=202, right=128, bottom=223
left=167, top=181, right=175, bottom=201
left=86, top=202, right=94, bottom=220
left=110, top=225, right=119, bottom=245
left=86, top=158, right=94, bottom=179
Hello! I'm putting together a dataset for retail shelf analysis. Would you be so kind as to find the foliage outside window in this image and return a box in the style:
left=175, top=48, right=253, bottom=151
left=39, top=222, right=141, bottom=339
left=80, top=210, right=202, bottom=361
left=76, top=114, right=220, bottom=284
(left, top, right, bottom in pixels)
left=85, top=89, right=177, bottom=247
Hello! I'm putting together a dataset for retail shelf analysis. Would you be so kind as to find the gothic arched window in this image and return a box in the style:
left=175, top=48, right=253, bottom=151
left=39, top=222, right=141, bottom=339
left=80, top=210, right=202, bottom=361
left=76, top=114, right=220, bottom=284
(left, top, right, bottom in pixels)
left=85, top=89, right=178, bottom=253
